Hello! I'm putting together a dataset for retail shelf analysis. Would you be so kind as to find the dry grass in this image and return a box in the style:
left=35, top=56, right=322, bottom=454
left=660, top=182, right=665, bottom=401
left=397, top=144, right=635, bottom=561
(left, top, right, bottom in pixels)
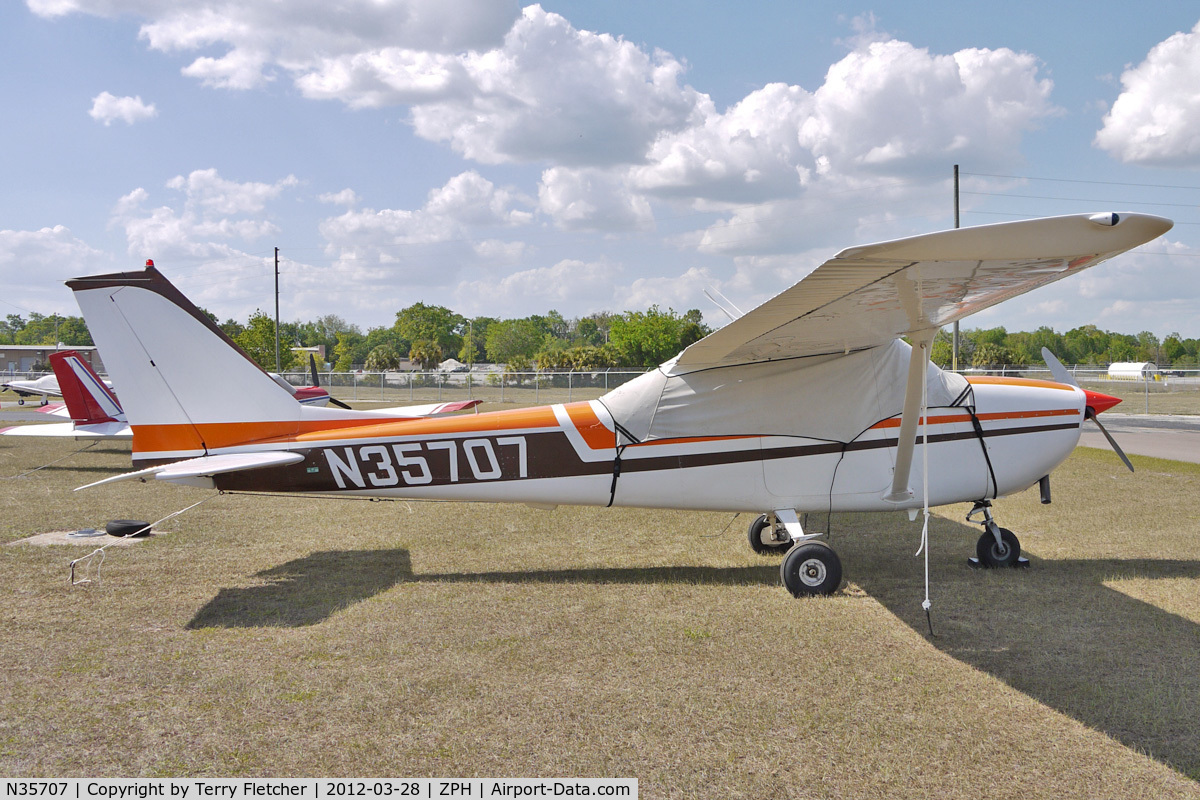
left=1, top=435, right=1199, bottom=798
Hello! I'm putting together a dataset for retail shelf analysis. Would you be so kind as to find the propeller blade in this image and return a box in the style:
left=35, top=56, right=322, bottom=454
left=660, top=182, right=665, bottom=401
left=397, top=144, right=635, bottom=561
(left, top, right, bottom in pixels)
left=1041, top=347, right=1079, bottom=387
left=1086, top=407, right=1135, bottom=472
left=310, top=353, right=321, bottom=386
left=328, top=396, right=352, bottom=410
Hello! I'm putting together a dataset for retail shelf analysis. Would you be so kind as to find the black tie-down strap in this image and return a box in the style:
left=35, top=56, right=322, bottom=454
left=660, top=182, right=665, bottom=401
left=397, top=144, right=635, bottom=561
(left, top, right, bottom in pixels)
left=607, top=421, right=640, bottom=508
left=966, top=407, right=998, bottom=500
left=951, top=384, right=997, bottom=500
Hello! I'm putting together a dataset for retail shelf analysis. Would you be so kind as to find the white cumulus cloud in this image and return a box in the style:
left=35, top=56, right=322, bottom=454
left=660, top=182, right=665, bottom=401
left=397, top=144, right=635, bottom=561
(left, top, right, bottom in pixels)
left=33, top=0, right=522, bottom=91
left=0, top=226, right=110, bottom=312
left=538, top=167, right=654, bottom=232
left=455, top=258, right=618, bottom=317
left=88, top=91, right=157, bottom=125
left=1095, top=21, right=1200, bottom=165
left=318, top=171, right=534, bottom=286
left=111, top=169, right=299, bottom=271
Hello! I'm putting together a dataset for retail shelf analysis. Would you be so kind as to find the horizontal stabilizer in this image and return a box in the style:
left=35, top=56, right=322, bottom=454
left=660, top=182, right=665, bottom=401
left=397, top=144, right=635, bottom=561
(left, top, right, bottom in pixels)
left=374, top=399, right=482, bottom=417
left=75, top=451, right=304, bottom=491
left=1, top=421, right=130, bottom=439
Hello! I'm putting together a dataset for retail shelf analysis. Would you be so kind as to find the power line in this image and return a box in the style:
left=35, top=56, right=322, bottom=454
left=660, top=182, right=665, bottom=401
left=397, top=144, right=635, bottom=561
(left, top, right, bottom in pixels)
left=961, top=190, right=1199, bottom=209
left=961, top=171, right=1200, bottom=192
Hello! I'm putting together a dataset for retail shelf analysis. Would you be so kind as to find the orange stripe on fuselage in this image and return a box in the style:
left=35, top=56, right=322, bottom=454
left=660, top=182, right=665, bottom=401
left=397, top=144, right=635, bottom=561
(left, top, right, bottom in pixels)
left=562, top=402, right=753, bottom=451
left=132, top=405, right=564, bottom=454
left=965, top=375, right=1076, bottom=391
left=563, top=402, right=615, bottom=450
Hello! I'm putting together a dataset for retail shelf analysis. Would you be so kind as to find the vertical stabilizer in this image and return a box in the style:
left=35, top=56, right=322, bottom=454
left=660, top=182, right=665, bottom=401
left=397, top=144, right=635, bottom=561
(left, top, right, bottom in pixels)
left=49, top=351, right=123, bottom=424
left=68, top=265, right=301, bottom=462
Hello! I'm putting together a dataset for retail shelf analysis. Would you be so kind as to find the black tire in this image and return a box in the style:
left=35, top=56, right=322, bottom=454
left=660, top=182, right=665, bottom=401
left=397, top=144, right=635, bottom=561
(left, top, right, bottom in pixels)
left=747, top=514, right=794, bottom=555
left=780, top=542, right=842, bottom=597
left=17, top=397, right=24, bottom=405
left=106, top=519, right=152, bottom=538
left=976, top=527, right=1020, bottom=567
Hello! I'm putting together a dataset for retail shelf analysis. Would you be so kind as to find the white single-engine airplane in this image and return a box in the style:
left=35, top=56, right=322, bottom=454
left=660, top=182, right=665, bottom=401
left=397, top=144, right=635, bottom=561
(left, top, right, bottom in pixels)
left=0, top=350, right=132, bottom=440
left=3, top=358, right=117, bottom=406
left=68, top=213, right=1171, bottom=596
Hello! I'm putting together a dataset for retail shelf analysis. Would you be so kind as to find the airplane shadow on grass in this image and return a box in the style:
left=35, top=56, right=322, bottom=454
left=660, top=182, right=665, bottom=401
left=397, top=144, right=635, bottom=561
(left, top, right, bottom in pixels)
left=835, top=514, right=1200, bottom=783
left=188, top=522, right=1200, bottom=781
left=187, top=547, right=779, bottom=630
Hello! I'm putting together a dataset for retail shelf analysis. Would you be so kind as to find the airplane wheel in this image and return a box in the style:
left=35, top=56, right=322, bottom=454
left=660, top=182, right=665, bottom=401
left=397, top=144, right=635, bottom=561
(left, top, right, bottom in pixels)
left=106, top=520, right=152, bottom=538
left=976, top=527, right=1020, bottom=568
left=17, top=398, right=24, bottom=405
left=748, top=514, right=794, bottom=555
left=781, top=542, right=842, bottom=597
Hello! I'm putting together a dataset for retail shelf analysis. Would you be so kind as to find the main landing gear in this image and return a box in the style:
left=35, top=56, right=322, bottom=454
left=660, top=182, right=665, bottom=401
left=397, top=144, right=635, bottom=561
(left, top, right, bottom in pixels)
left=748, top=511, right=843, bottom=597
left=966, top=501, right=1028, bottom=568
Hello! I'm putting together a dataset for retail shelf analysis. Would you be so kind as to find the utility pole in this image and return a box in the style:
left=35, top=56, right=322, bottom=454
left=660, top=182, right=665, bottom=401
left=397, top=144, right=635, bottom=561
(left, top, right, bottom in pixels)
left=274, top=247, right=281, bottom=372
left=952, top=164, right=960, bottom=372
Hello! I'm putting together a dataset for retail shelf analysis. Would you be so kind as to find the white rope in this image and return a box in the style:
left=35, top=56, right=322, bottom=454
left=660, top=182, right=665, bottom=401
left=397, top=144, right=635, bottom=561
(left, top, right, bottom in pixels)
left=69, top=494, right=218, bottom=586
left=2, top=441, right=99, bottom=480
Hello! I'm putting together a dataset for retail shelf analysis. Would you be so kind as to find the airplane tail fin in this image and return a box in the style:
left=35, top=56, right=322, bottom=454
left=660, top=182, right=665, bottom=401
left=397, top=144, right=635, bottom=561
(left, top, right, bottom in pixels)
left=67, top=263, right=304, bottom=463
left=49, top=351, right=124, bottom=425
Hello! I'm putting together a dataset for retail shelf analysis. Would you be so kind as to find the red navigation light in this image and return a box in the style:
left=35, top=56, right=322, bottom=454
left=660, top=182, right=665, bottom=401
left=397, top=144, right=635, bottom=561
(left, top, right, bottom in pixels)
left=145, top=259, right=155, bottom=267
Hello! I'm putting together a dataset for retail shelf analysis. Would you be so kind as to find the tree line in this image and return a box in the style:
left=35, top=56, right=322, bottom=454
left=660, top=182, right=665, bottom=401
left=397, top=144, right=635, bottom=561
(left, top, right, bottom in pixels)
left=6, top=308, right=1199, bottom=372
left=212, top=304, right=710, bottom=373
left=931, top=326, right=1200, bottom=368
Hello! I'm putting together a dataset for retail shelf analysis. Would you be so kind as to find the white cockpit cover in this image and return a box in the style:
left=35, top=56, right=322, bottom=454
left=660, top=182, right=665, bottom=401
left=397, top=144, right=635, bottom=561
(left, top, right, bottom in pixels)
left=599, top=339, right=968, bottom=444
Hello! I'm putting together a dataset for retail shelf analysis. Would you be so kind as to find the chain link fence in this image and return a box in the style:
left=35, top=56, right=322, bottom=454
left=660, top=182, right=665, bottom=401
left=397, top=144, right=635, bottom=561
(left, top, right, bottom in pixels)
left=280, top=369, right=649, bottom=407
left=8, top=363, right=1200, bottom=415
left=951, top=366, right=1200, bottom=415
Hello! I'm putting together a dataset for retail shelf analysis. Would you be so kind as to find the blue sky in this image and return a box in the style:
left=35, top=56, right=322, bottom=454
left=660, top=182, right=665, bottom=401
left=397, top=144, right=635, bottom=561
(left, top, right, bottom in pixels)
left=3, top=1, right=1200, bottom=339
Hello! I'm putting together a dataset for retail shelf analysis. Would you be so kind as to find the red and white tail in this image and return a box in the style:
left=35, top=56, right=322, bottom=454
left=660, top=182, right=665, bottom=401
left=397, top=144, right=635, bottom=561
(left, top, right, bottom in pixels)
left=49, top=351, right=123, bottom=425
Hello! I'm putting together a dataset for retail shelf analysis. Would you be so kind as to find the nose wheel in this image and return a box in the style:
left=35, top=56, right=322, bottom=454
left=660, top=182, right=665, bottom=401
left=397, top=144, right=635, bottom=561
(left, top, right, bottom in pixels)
left=967, top=501, right=1029, bottom=569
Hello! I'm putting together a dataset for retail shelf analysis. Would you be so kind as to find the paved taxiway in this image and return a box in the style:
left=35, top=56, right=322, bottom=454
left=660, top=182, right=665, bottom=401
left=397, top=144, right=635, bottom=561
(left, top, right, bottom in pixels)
left=1078, top=413, right=1200, bottom=465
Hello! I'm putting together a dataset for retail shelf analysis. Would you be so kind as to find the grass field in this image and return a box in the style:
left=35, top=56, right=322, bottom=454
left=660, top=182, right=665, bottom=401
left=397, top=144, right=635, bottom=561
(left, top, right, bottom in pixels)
left=2, top=434, right=1199, bottom=797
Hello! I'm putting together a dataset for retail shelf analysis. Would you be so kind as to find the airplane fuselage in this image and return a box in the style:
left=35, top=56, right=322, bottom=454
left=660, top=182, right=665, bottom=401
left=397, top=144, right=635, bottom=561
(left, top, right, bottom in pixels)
left=199, top=376, right=1084, bottom=514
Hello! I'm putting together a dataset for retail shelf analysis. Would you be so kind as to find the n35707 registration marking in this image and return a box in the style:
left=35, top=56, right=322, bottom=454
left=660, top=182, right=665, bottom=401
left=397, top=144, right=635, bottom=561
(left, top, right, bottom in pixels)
left=323, top=436, right=529, bottom=489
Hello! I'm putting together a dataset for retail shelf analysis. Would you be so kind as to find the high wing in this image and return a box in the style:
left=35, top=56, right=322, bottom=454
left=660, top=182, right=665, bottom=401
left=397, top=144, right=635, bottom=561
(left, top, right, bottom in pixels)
left=677, top=213, right=1173, bottom=371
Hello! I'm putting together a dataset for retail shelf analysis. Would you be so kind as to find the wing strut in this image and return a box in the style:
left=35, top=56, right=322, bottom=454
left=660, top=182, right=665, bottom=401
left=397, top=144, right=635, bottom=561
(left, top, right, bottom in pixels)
left=885, top=330, right=936, bottom=503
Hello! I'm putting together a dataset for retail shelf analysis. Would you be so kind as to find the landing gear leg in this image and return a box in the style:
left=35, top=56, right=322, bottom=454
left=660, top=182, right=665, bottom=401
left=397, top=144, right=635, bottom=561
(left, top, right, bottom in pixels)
left=774, top=509, right=843, bottom=596
left=966, top=501, right=1027, bottom=569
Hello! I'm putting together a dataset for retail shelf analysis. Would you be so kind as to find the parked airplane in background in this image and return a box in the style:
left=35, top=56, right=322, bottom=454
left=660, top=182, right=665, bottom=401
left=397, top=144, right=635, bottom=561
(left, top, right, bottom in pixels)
left=272, top=353, right=350, bottom=409
left=0, top=350, right=131, bottom=439
left=1, top=350, right=476, bottom=440
left=4, top=372, right=73, bottom=406
left=68, top=213, right=1170, bottom=596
